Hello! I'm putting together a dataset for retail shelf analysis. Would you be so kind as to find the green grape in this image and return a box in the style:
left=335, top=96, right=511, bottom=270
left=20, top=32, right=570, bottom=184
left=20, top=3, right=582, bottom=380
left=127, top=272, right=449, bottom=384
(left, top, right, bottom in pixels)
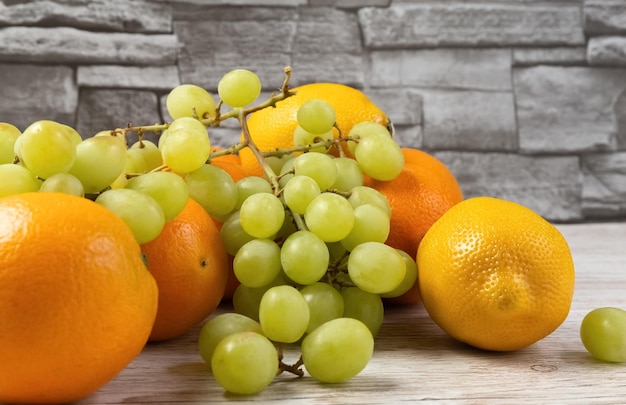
left=296, top=99, right=336, bottom=135
left=68, top=136, right=127, bottom=194
left=232, top=274, right=287, bottom=321
left=301, top=317, right=373, bottom=383
left=348, top=241, right=406, bottom=294
left=185, top=164, right=237, bottom=218
left=266, top=154, right=293, bottom=176
left=0, top=122, right=21, bottom=164
left=0, top=164, right=40, bottom=197
left=160, top=125, right=211, bottom=174
left=94, top=130, right=128, bottom=147
left=234, top=239, right=282, bottom=288
left=281, top=230, right=329, bottom=285
left=239, top=193, right=285, bottom=239
left=95, top=188, right=165, bottom=244
left=19, top=120, right=77, bottom=179
left=347, top=121, right=391, bottom=156
left=234, top=176, right=273, bottom=210
left=217, top=69, right=262, bottom=108
left=219, top=210, right=255, bottom=256
left=211, top=331, right=278, bottom=395
left=348, top=185, right=391, bottom=217
left=127, top=140, right=163, bottom=173
left=380, top=250, right=419, bottom=299
left=354, top=133, right=404, bottom=181
left=300, top=282, right=344, bottom=334
left=341, top=286, right=384, bottom=336
left=293, top=125, right=333, bottom=153
left=340, top=204, right=390, bottom=251
left=304, top=192, right=355, bottom=242
left=580, top=307, right=626, bottom=362
left=330, top=157, right=363, bottom=192
left=282, top=175, right=321, bottom=215
left=61, top=124, right=83, bottom=146
left=277, top=156, right=296, bottom=188
left=166, top=84, right=217, bottom=120
left=293, top=152, right=337, bottom=191
left=39, top=173, right=84, bottom=197
left=126, top=171, right=189, bottom=221
left=198, top=313, right=263, bottom=368
left=259, top=285, right=310, bottom=343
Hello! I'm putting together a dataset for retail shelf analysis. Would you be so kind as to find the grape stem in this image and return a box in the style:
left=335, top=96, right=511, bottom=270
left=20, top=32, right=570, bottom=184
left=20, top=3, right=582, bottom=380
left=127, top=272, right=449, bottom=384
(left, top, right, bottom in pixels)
left=276, top=344, right=304, bottom=377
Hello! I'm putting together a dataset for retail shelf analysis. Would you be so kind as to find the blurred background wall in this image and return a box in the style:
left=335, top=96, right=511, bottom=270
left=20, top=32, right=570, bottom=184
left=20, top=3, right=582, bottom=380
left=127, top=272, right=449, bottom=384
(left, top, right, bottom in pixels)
left=0, top=0, right=625, bottom=222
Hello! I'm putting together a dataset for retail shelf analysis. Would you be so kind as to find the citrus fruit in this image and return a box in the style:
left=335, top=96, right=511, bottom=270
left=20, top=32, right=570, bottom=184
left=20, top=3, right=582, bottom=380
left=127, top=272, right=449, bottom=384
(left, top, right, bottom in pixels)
left=0, top=192, right=158, bottom=404
left=240, top=82, right=389, bottom=177
left=141, top=197, right=229, bottom=341
left=366, top=148, right=463, bottom=305
left=417, top=196, right=575, bottom=351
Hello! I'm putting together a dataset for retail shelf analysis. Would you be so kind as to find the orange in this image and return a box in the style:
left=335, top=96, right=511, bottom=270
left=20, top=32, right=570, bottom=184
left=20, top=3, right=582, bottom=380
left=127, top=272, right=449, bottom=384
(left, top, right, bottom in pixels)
left=417, top=196, right=575, bottom=351
left=141, top=197, right=229, bottom=341
left=240, top=82, right=389, bottom=177
left=366, top=148, right=463, bottom=304
left=0, top=192, right=158, bottom=404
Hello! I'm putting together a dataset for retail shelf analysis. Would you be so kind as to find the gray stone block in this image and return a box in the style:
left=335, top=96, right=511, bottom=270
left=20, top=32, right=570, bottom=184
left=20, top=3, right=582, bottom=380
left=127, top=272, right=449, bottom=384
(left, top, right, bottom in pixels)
left=76, top=89, right=162, bottom=144
left=513, top=47, right=587, bottom=66
left=367, top=88, right=423, bottom=126
left=77, top=65, right=180, bottom=90
left=433, top=151, right=583, bottom=221
left=583, top=152, right=626, bottom=218
left=587, top=36, right=626, bottom=67
left=291, top=53, right=365, bottom=87
left=514, top=66, right=626, bottom=152
left=422, top=90, right=517, bottom=151
left=0, top=64, right=77, bottom=131
left=584, top=0, right=626, bottom=35
left=0, top=0, right=172, bottom=33
left=370, top=48, right=512, bottom=91
left=0, top=27, right=178, bottom=65
left=392, top=125, right=423, bottom=150
left=294, top=7, right=362, bottom=54
left=358, top=4, right=585, bottom=48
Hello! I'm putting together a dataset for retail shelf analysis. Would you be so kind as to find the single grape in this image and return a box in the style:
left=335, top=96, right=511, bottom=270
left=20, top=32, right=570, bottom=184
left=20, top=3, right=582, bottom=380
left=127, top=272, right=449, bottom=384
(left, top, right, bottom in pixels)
left=380, top=250, right=419, bottom=299
left=127, top=140, right=163, bottom=173
left=346, top=121, right=391, bottom=156
left=69, top=136, right=127, bottom=194
left=281, top=230, right=329, bottom=285
left=232, top=274, right=287, bottom=321
left=293, top=125, right=333, bottom=153
left=219, top=210, right=256, bottom=256
left=259, top=285, right=310, bottom=343
left=239, top=193, right=285, bottom=239
left=348, top=241, right=406, bottom=294
left=278, top=156, right=296, bottom=188
left=266, top=154, right=293, bottom=176
left=166, top=84, right=217, bottom=120
left=94, top=130, right=127, bottom=147
left=340, top=204, right=390, bottom=251
left=0, top=164, right=40, bottom=198
left=301, top=318, right=374, bottom=383
left=580, top=307, right=626, bottom=362
left=198, top=313, right=263, bottom=368
left=348, top=185, right=391, bottom=217
left=354, top=133, right=404, bottom=181
left=217, top=69, right=262, bottom=108
left=234, top=176, right=273, bottom=210
left=341, top=286, right=384, bottom=336
left=330, top=157, right=364, bottom=192
left=185, top=164, right=237, bottom=218
left=282, top=175, right=321, bottom=215
left=296, top=99, right=336, bottom=135
left=293, top=152, right=337, bottom=191
left=211, top=331, right=278, bottom=395
left=0, top=122, right=21, bottom=164
left=300, top=282, right=344, bottom=333
left=39, top=173, right=84, bottom=197
left=19, top=120, right=77, bottom=179
left=126, top=171, right=189, bottom=221
left=95, top=188, right=165, bottom=244
left=160, top=124, right=211, bottom=175
left=304, top=192, right=355, bottom=242
left=234, top=239, right=282, bottom=288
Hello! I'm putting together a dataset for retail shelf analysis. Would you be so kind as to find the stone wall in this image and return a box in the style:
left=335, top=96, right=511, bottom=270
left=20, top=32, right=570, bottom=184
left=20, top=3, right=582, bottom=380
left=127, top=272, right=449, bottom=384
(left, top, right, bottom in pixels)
left=1, top=0, right=625, bottom=222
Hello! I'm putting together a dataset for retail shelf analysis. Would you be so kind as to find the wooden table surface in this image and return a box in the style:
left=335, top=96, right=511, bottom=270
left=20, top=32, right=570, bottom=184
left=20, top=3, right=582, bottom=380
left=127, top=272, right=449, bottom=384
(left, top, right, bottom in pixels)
left=78, top=222, right=626, bottom=404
